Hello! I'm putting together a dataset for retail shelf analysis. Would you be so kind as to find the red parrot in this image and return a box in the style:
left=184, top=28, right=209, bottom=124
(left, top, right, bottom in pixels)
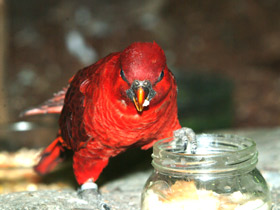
left=24, top=41, right=181, bottom=187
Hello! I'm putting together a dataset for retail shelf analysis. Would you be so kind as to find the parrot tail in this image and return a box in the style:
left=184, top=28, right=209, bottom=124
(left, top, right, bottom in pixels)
left=34, top=136, right=66, bottom=175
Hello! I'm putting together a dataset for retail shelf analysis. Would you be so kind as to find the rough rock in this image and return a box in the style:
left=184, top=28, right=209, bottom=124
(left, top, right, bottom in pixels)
left=1, top=128, right=280, bottom=209
left=0, top=171, right=149, bottom=210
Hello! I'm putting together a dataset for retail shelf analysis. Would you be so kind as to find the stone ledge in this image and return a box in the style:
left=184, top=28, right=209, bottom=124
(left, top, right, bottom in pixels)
left=1, top=128, right=280, bottom=209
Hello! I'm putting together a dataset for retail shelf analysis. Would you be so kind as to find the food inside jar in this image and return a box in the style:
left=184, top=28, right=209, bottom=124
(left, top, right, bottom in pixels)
left=142, top=180, right=269, bottom=210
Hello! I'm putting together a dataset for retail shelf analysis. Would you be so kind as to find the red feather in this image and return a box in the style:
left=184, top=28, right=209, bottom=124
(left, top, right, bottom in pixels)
left=29, top=42, right=181, bottom=185
left=34, top=136, right=65, bottom=175
left=21, top=88, right=67, bottom=116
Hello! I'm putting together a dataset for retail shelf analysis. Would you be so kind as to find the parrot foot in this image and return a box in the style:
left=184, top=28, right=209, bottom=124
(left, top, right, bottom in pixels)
left=78, top=179, right=110, bottom=210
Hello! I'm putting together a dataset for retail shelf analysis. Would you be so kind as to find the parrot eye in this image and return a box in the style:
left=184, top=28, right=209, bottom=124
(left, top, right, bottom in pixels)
left=120, top=69, right=129, bottom=83
left=156, top=70, right=164, bottom=83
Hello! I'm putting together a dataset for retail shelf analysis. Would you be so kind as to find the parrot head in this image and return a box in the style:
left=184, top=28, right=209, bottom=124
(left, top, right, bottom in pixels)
left=119, top=42, right=173, bottom=112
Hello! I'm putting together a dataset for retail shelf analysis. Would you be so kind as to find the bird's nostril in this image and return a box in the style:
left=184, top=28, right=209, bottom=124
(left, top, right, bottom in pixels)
left=143, top=81, right=149, bottom=87
left=134, top=80, right=140, bottom=87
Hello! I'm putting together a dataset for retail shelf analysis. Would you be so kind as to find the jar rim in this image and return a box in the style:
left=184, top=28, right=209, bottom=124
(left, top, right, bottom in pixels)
left=154, top=133, right=256, bottom=157
left=152, top=133, right=258, bottom=175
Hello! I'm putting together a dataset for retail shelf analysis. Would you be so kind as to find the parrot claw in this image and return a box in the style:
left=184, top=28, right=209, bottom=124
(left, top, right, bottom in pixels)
left=78, top=188, right=111, bottom=210
left=78, top=179, right=111, bottom=210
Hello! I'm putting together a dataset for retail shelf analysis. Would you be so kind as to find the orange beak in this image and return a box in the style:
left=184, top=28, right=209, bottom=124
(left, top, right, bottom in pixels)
left=126, top=80, right=156, bottom=112
left=133, top=87, right=146, bottom=112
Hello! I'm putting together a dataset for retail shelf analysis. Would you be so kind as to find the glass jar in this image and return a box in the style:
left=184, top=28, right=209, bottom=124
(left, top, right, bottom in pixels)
left=141, top=134, right=271, bottom=210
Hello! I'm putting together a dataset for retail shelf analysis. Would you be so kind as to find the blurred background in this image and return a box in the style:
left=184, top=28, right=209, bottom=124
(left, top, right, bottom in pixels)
left=0, top=0, right=280, bottom=193
left=2, top=0, right=280, bottom=129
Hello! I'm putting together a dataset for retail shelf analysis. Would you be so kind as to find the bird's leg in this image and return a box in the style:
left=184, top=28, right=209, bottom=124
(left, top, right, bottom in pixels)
left=78, top=178, right=110, bottom=210
left=80, top=178, right=98, bottom=191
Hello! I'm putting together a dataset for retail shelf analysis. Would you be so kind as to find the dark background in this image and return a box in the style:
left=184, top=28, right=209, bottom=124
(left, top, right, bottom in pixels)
left=1, top=0, right=280, bottom=132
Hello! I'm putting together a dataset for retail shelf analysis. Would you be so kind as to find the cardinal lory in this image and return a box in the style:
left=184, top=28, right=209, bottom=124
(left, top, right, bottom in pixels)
left=24, top=41, right=181, bottom=190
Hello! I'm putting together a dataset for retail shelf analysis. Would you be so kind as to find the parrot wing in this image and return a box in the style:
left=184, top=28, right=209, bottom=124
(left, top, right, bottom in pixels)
left=59, top=53, right=120, bottom=151
left=20, top=87, right=68, bottom=117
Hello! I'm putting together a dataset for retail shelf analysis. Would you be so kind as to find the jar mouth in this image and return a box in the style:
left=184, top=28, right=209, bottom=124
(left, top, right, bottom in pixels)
left=152, top=134, right=258, bottom=175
